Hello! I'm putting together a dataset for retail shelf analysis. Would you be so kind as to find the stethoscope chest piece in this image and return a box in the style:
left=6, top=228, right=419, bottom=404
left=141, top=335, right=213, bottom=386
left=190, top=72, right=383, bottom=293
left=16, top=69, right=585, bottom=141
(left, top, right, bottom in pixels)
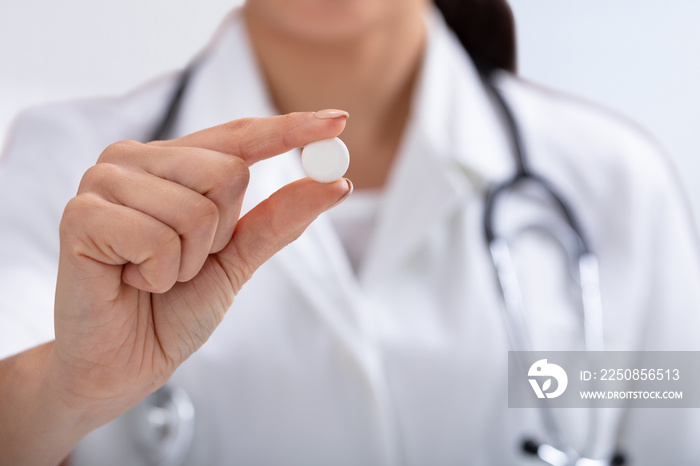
left=129, top=384, right=195, bottom=466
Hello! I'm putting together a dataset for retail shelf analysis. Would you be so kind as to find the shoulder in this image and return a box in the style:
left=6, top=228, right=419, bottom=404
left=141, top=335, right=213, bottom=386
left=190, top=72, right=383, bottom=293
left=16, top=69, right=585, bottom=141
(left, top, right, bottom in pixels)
left=496, top=72, right=683, bottom=205
left=2, top=72, right=180, bottom=169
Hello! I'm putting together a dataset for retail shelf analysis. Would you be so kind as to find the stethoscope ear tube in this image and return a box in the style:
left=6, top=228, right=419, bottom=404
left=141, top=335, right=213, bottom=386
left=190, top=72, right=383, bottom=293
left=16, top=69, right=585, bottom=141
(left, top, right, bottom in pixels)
left=481, top=72, right=592, bottom=257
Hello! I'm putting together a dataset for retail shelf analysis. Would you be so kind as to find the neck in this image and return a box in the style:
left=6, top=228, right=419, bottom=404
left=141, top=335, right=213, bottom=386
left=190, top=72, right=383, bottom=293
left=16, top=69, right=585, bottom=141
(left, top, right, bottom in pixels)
left=243, top=5, right=427, bottom=189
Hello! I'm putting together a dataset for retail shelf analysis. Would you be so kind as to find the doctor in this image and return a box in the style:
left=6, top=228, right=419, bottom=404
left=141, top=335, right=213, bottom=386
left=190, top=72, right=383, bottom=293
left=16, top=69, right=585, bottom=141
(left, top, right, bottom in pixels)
left=1, top=0, right=700, bottom=465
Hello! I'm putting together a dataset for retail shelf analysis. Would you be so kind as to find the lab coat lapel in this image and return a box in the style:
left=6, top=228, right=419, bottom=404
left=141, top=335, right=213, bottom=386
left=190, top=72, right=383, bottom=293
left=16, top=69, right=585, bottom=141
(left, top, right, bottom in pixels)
left=360, top=10, right=514, bottom=286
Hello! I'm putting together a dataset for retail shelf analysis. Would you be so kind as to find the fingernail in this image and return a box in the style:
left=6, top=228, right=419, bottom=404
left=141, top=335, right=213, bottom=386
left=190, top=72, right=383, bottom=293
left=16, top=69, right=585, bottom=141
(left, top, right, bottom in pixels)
left=326, top=179, right=353, bottom=210
left=313, top=109, right=350, bottom=120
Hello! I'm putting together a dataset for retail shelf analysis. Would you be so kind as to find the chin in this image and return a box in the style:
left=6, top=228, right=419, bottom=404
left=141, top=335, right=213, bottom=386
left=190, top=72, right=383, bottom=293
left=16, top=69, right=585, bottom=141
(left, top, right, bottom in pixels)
left=245, top=0, right=412, bottom=43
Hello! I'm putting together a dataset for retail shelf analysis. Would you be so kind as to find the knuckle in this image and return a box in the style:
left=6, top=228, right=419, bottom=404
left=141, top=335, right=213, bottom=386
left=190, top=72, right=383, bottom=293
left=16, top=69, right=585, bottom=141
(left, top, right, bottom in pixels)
left=150, top=275, right=177, bottom=294
left=141, top=226, right=180, bottom=292
left=239, top=212, right=286, bottom=267
left=280, top=125, right=293, bottom=149
left=59, top=195, right=89, bottom=236
left=192, top=196, right=220, bottom=228
left=265, top=201, right=297, bottom=243
left=225, top=118, right=257, bottom=154
left=221, top=156, right=250, bottom=187
left=80, top=163, right=123, bottom=191
left=62, top=193, right=99, bottom=219
left=98, top=139, right=142, bottom=164
left=282, top=112, right=301, bottom=128
left=152, top=225, right=181, bottom=254
left=280, top=113, right=303, bottom=144
left=217, top=245, right=256, bottom=293
left=227, top=261, right=254, bottom=293
left=229, top=117, right=257, bottom=134
left=59, top=194, right=104, bottom=251
left=146, top=139, right=168, bottom=147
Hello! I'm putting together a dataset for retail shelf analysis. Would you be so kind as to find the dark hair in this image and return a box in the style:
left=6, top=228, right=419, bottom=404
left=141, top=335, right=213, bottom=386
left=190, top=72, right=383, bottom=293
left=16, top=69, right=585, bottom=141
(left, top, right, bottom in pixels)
left=434, top=0, right=517, bottom=73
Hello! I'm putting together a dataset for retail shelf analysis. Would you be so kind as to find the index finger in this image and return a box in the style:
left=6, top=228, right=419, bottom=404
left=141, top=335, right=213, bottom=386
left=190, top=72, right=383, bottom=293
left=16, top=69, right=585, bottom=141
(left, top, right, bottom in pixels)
left=153, top=110, right=349, bottom=166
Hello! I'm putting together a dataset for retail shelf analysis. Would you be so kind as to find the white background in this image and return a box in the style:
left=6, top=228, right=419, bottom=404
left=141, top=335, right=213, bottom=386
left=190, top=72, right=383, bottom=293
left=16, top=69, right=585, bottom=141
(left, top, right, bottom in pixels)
left=1, top=1, right=699, bottom=227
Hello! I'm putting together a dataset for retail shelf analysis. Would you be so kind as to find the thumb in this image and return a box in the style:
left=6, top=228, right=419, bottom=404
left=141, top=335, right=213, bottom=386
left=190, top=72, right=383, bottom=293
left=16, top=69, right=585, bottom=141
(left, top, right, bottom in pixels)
left=216, top=177, right=353, bottom=292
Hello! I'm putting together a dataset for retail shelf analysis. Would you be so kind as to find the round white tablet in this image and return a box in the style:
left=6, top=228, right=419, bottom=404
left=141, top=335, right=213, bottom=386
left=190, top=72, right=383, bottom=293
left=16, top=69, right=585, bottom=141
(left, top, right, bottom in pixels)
left=301, top=137, right=350, bottom=183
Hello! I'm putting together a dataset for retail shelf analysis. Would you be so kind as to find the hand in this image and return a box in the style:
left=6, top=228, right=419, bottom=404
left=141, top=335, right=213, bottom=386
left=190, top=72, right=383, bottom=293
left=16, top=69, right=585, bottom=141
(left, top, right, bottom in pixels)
left=51, top=111, right=351, bottom=424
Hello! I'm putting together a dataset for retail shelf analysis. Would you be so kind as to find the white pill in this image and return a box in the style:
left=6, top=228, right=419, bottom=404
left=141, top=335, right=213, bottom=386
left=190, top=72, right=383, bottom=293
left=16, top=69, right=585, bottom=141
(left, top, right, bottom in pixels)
left=301, top=137, right=350, bottom=183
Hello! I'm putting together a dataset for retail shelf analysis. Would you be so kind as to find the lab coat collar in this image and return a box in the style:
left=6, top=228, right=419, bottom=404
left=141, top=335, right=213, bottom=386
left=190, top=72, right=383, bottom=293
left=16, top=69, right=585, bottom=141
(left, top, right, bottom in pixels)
left=359, top=7, right=516, bottom=285
left=170, top=9, right=278, bottom=137
left=409, top=8, right=515, bottom=184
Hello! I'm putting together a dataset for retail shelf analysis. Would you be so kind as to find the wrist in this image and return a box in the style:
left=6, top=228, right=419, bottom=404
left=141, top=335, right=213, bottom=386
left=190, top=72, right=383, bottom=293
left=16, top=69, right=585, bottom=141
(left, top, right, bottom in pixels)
left=46, top=341, right=163, bottom=434
left=0, top=342, right=91, bottom=466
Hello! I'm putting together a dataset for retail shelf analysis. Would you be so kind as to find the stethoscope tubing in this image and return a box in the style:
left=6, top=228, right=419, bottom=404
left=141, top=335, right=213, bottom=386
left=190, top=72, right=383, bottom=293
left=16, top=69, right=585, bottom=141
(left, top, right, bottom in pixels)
left=480, top=72, right=626, bottom=465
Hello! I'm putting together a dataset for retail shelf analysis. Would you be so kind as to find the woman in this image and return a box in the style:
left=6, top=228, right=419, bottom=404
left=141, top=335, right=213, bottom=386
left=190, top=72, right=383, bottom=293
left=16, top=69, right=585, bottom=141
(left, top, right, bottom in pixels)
left=1, top=0, right=699, bottom=464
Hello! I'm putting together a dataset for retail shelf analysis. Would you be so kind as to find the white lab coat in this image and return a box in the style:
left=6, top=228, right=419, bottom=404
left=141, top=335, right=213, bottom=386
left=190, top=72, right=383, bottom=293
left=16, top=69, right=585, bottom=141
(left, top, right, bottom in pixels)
left=1, top=7, right=700, bottom=466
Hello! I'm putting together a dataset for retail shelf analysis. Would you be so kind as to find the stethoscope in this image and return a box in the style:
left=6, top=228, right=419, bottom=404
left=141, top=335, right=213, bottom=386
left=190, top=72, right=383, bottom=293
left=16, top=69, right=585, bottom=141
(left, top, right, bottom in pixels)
left=480, top=69, right=627, bottom=466
left=131, top=62, right=628, bottom=465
